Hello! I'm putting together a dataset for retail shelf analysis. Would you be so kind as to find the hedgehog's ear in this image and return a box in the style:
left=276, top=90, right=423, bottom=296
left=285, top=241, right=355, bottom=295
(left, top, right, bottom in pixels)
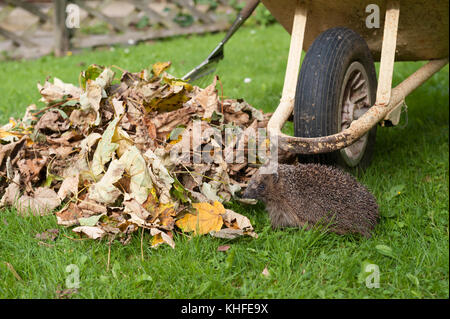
left=259, top=160, right=279, bottom=182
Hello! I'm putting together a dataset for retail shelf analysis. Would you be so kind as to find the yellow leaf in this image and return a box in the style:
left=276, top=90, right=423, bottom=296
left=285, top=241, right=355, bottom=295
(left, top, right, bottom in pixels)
left=151, top=233, right=164, bottom=247
left=163, top=76, right=193, bottom=91
left=150, top=229, right=175, bottom=249
left=156, top=203, right=176, bottom=227
left=146, top=91, right=189, bottom=112
left=0, top=129, right=23, bottom=140
left=152, top=61, right=171, bottom=77
left=175, top=201, right=224, bottom=235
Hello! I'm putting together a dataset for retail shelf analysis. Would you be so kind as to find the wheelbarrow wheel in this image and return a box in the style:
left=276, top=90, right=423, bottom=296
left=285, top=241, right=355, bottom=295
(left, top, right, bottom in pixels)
left=294, top=27, right=377, bottom=171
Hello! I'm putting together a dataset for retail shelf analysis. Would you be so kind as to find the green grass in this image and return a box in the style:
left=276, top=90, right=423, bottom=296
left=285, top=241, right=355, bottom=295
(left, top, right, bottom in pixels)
left=0, top=24, right=448, bottom=299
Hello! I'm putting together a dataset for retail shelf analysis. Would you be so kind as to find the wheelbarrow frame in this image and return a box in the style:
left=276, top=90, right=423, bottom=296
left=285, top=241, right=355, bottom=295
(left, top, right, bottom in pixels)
left=265, top=0, right=449, bottom=155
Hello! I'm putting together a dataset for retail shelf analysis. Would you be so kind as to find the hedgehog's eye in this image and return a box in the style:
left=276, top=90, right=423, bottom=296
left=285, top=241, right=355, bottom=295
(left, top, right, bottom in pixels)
left=257, top=184, right=265, bottom=191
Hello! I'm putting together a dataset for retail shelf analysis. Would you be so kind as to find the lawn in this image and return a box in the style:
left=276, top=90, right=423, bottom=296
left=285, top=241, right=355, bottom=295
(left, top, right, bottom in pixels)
left=0, top=24, right=448, bottom=298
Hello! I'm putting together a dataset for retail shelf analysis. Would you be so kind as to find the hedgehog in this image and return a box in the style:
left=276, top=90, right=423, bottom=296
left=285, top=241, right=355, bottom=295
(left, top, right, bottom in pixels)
left=242, top=163, right=379, bottom=237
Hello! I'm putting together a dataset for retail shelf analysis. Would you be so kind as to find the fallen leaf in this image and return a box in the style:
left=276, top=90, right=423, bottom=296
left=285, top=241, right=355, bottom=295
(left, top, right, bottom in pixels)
left=217, top=245, right=230, bottom=252
left=222, top=209, right=253, bottom=230
left=195, top=76, right=218, bottom=118
left=88, top=159, right=124, bottom=204
left=56, top=287, right=78, bottom=299
left=38, top=77, right=82, bottom=103
left=0, top=172, right=21, bottom=207
left=91, top=117, right=120, bottom=176
left=210, top=228, right=244, bottom=239
left=72, top=226, right=105, bottom=239
left=112, top=98, right=125, bottom=117
left=57, top=174, right=79, bottom=200
left=55, top=202, right=84, bottom=226
left=175, top=201, right=224, bottom=235
left=78, top=214, right=103, bottom=227
left=144, top=148, right=174, bottom=204
left=17, top=187, right=61, bottom=216
left=150, top=228, right=175, bottom=249
left=35, top=229, right=59, bottom=241
left=152, top=61, right=171, bottom=77
left=35, top=109, right=70, bottom=133
left=119, top=146, right=153, bottom=204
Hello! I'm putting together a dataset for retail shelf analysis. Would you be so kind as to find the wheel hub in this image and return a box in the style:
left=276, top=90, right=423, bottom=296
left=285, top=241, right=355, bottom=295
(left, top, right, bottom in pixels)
left=338, top=62, right=372, bottom=167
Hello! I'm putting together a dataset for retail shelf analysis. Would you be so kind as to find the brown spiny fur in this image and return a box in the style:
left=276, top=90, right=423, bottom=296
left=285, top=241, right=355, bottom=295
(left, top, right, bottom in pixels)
left=242, top=163, right=379, bottom=237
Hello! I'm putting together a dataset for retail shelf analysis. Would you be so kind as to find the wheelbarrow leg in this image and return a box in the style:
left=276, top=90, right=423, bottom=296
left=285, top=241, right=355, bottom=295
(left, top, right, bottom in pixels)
left=267, top=0, right=307, bottom=135
left=377, top=0, right=400, bottom=106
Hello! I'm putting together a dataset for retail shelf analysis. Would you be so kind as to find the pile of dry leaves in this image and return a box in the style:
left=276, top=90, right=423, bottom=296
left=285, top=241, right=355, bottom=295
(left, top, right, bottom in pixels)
left=0, top=62, right=271, bottom=248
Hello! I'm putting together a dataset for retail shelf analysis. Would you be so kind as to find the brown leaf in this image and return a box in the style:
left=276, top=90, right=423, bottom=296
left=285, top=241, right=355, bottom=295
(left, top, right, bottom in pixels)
left=35, top=228, right=59, bottom=241
left=56, top=287, right=78, bottom=299
left=210, top=228, right=244, bottom=239
left=72, top=226, right=105, bottom=239
left=35, top=109, right=70, bottom=133
left=88, top=159, right=124, bottom=204
left=37, top=77, right=81, bottom=103
left=123, top=198, right=151, bottom=221
left=222, top=209, right=253, bottom=231
left=0, top=136, right=26, bottom=169
left=69, top=108, right=97, bottom=130
left=55, top=202, right=84, bottom=226
left=194, top=77, right=218, bottom=118
left=0, top=172, right=21, bottom=207
left=17, top=187, right=61, bottom=216
left=56, top=179, right=78, bottom=205
left=17, top=157, right=47, bottom=183
left=217, top=245, right=230, bottom=252
left=77, top=198, right=107, bottom=214
left=150, top=104, right=199, bottom=140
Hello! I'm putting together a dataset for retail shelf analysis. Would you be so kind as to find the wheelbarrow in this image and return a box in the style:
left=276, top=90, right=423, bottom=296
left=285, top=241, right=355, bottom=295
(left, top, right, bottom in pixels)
left=261, top=0, right=449, bottom=169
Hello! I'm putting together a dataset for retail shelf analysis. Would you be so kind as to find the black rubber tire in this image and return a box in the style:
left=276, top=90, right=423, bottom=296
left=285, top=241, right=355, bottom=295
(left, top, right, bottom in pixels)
left=294, top=27, right=377, bottom=172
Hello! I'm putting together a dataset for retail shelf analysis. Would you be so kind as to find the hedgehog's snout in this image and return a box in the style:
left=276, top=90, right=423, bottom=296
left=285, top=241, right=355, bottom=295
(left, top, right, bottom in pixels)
left=242, top=185, right=258, bottom=199
left=243, top=178, right=262, bottom=199
left=243, top=177, right=268, bottom=200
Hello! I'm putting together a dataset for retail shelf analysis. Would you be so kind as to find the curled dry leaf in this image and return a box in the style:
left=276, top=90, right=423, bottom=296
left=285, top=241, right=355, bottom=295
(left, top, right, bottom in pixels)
left=119, top=146, right=153, bottom=204
left=88, top=159, right=124, bottom=204
left=72, top=225, right=105, bottom=239
left=91, top=117, right=120, bottom=176
left=150, top=228, right=175, bottom=249
left=195, top=76, right=218, bottom=119
left=55, top=202, right=84, bottom=226
left=35, top=109, right=70, bottom=133
left=152, top=61, right=172, bottom=77
left=0, top=172, right=20, bottom=207
left=57, top=174, right=79, bottom=201
left=37, top=77, right=82, bottom=103
left=222, top=209, right=253, bottom=230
